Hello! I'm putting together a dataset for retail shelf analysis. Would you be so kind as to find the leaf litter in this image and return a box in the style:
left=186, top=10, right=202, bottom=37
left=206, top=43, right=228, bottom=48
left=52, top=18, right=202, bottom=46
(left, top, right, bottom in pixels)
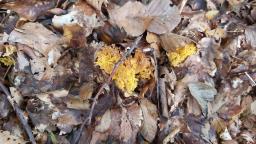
left=0, top=0, right=255, bottom=143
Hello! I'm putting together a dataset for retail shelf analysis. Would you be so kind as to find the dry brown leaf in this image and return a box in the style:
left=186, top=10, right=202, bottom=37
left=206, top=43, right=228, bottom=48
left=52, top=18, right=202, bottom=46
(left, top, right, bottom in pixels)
left=170, top=74, right=198, bottom=113
left=86, top=0, right=108, bottom=11
left=52, top=2, right=104, bottom=36
left=0, top=93, right=11, bottom=119
left=79, top=82, right=95, bottom=100
left=146, top=32, right=160, bottom=57
left=36, top=89, right=68, bottom=108
left=30, top=57, right=55, bottom=80
left=251, top=100, right=256, bottom=115
left=9, top=87, right=23, bottom=106
left=8, top=22, right=62, bottom=65
left=140, top=98, right=158, bottom=142
left=160, top=33, right=193, bottom=52
left=0, top=130, right=27, bottom=144
left=245, top=25, right=256, bottom=49
left=146, top=0, right=181, bottom=34
left=63, top=24, right=87, bottom=48
left=126, top=103, right=143, bottom=129
left=120, top=108, right=133, bottom=143
left=109, top=0, right=181, bottom=36
left=95, top=110, right=111, bottom=132
left=65, top=97, right=90, bottom=110
left=238, top=50, right=256, bottom=65
left=187, top=96, right=201, bottom=116
left=181, top=13, right=210, bottom=35
left=54, top=110, right=83, bottom=135
left=16, top=51, right=29, bottom=71
left=3, top=0, right=56, bottom=21
left=108, top=108, right=122, bottom=138
left=197, top=37, right=221, bottom=76
left=109, top=1, right=146, bottom=37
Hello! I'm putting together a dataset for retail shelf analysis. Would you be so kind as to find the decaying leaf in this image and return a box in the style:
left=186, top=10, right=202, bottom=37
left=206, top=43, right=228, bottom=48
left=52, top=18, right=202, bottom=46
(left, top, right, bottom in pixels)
left=86, top=0, right=108, bottom=11
left=160, top=33, right=194, bottom=52
left=9, top=87, right=23, bottom=106
left=140, top=98, right=158, bottom=142
left=120, top=108, right=133, bottom=143
left=0, top=94, right=11, bottom=119
left=65, top=97, right=90, bottom=110
left=205, top=10, right=219, bottom=20
left=53, top=110, right=83, bottom=135
left=0, top=130, right=27, bottom=144
left=245, top=25, right=256, bottom=49
left=63, top=24, right=87, bottom=48
left=8, top=22, right=63, bottom=65
left=197, top=37, right=221, bottom=76
left=36, top=89, right=69, bottom=108
left=30, top=57, right=54, bottom=80
left=3, top=0, right=56, bottom=21
left=16, top=51, right=30, bottom=71
left=95, top=110, right=111, bottom=132
left=109, top=0, right=181, bottom=36
left=220, top=128, right=232, bottom=140
left=250, top=100, right=256, bottom=115
left=188, top=82, right=217, bottom=115
left=52, top=1, right=104, bottom=36
left=79, top=82, right=95, bottom=100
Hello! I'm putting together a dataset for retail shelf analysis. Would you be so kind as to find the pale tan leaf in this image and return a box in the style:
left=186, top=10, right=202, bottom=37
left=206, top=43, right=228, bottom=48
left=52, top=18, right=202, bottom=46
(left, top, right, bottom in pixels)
left=109, top=0, right=181, bottom=36
left=86, top=0, right=108, bottom=11
left=0, top=130, right=27, bottom=144
left=95, top=110, right=111, bottom=132
left=140, top=98, right=158, bottom=142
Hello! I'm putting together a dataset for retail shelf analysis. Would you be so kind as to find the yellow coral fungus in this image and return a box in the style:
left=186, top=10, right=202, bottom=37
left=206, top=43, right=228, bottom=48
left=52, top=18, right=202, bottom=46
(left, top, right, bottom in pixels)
left=0, top=45, right=16, bottom=66
left=0, top=56, right=15, bottom=66
left=95, top=45, right=121, bottom=74
left=95, top=45, right=153, bottom=94
left=113, top=58, right=138, bottom=93
left=167, top=43, right=197, bottom=67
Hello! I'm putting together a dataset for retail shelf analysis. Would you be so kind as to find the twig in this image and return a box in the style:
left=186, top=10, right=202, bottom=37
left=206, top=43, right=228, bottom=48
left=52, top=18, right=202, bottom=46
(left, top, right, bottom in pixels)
left=73, top=35, right=143, bottom=144
left=245, top=72, right=256, bottom=86
left=153, top=50, right=161, bottom=115
left=159, top=67, right=168, bottom=117
left=179, top=0, right=188, bottom=13
left=0, top=81, right=36, bottom=144
left=3, top=65, right=11, bottom=79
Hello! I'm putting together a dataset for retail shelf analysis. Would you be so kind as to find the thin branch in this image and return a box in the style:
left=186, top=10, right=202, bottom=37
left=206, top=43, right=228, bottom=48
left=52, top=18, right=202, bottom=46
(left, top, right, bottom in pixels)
left=0, top=81, right=36, bottom=144
left=73, top=35, right=143, bottom=144
left=245, top=72, right=256, bottom=86
left=179, top=0, right=188, bottom=13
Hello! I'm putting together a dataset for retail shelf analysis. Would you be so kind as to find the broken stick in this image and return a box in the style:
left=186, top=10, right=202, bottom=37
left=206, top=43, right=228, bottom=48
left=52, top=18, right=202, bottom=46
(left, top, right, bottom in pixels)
left=0, top=81, right=36, bottom=144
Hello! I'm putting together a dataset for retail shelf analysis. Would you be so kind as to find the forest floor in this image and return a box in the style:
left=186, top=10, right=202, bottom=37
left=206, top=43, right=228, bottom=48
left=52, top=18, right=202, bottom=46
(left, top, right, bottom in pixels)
left=0, top=0, right=256, bottom=144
